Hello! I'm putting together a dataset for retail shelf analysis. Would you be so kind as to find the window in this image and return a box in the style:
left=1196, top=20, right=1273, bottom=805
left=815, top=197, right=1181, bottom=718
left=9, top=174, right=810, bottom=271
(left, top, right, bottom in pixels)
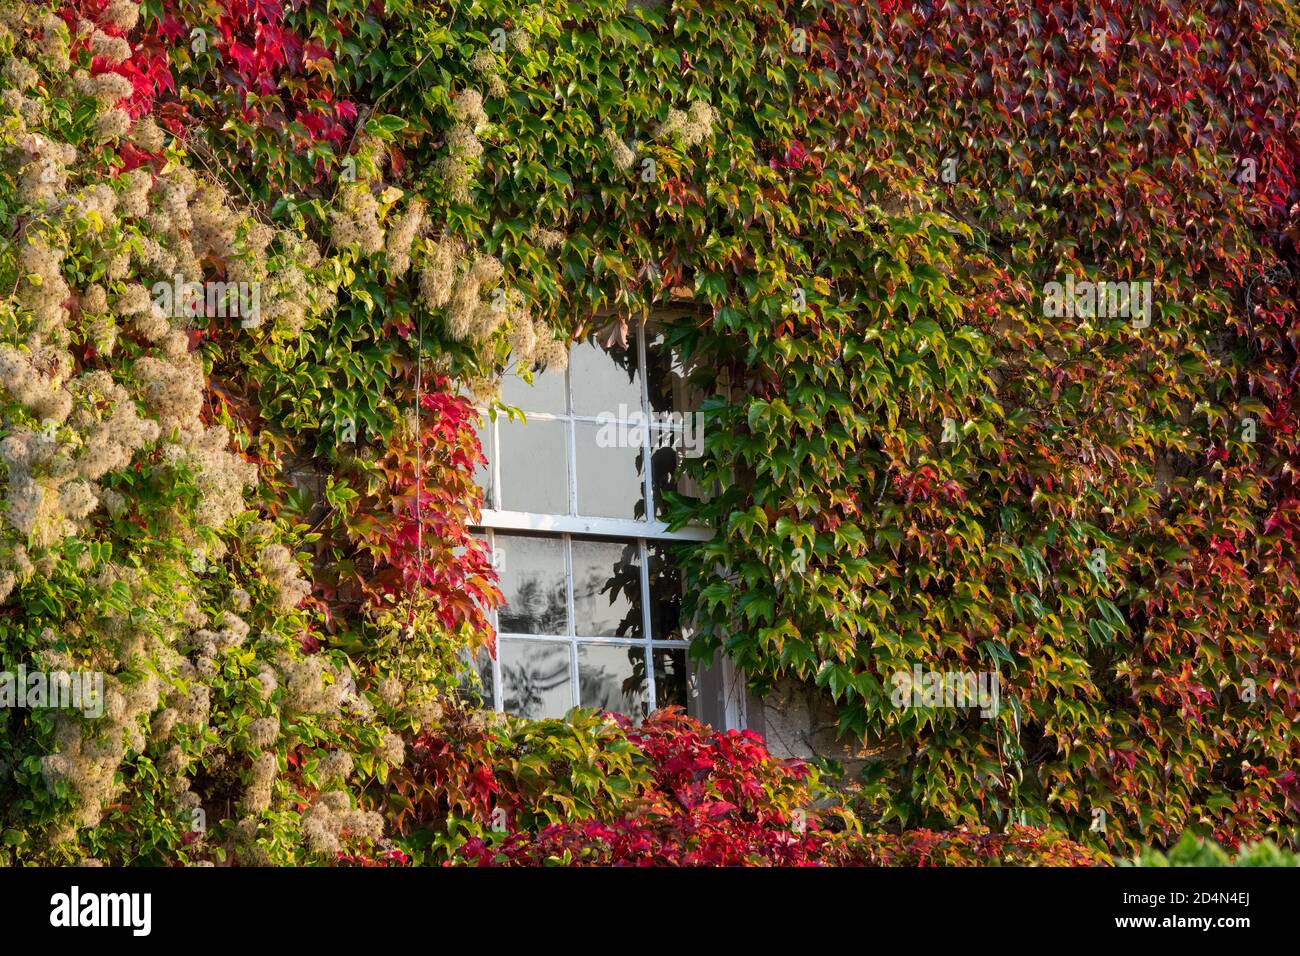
left=468, top=329, right=744, bottom=729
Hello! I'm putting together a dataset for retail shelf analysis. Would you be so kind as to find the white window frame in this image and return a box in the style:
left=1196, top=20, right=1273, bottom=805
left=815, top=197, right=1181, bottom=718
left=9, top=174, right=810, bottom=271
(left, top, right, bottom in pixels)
left=472, top=329, right=744, bottom=728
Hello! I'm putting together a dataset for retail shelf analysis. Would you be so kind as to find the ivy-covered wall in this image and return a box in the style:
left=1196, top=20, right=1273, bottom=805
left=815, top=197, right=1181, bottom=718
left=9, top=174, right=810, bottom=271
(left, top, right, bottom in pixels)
left=667, top=0, right=1300, bottom=851
left=0, top=0, right=1296, bottom=864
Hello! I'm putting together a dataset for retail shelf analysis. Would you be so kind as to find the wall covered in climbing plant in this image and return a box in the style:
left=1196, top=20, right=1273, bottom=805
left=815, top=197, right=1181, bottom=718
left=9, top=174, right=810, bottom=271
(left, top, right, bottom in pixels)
left=0, top=0, right=1296, bottom=866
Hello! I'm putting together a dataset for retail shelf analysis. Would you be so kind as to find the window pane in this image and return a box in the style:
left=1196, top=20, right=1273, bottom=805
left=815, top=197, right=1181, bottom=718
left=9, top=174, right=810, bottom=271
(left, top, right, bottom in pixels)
left=646, top=333, right=699, bottom=413
left=572, top=538, right=641, bottom=637
left=646, top=541, right=686, bottom=640
left=575, top=422, right=645, bottom=519
left=501, top=363, right=566, bottom=415
left=456, top=646, right=495, bottom=708
left=496, top=534, right=567, bottom=635
left=498, top=417, right=568, bottom=513
left=500, top=638, right=572, bottom=718
left=653, top=647, right=690, bottom=710
left=649, top=435, right=682, bottom=520
left=570, top=337, right=641, bottom=417
left=578, top=643, right=647, bottom=716
left=472, top=415, right=494, bottom=509
left=688, top=652, right=728, bottom=728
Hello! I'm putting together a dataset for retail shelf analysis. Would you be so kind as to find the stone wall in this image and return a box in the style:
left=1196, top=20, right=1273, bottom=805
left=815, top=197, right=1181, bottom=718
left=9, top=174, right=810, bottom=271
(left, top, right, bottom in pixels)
left=745, top=679, right=891, bottom=777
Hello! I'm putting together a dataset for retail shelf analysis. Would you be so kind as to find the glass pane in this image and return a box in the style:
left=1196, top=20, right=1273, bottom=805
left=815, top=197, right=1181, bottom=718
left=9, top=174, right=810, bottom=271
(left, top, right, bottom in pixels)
left=472, top=415, right=494, bottom=509
left=646, top=333, right=699, bottom=413
left=496, top=534, right=567, bottom=635
left=578, top=643, right=647, bottom=717
left=500, top=638, right=572, bottom=718
left=570, top=337, right=641, bottom=418
left=572, top=538, right=641, bottom=637
left=688, top=653, right=726, bottom=727
left=651, top=426, right=708, bottom=519
left=498, top=417, right=568, bottom=513
left=501, top=362, right=566, bottom=415
left=476, top=647, right=495, bottom=702
left=646, top=542, right=686, bottom=640
left=456, top=646, right=495, bottom=708
left=653, top=647, right=690, bottom=711
left=575, top=422, right=645, bottom=519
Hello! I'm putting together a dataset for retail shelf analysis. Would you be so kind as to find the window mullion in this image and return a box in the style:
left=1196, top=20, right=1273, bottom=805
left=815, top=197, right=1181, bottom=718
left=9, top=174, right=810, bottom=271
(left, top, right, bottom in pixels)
left=637, top=327, right=654, bottom=523
left=489, top=529, right=503, bottom=712
left=636, top=332, right=658, bottom=720
left=564, top=533, right=578, bottom=710
left=567, top=357, right=578, bottom=518
left=639, top=537, right=655, bottom=718
left=490, top=412, right=502, bottom=511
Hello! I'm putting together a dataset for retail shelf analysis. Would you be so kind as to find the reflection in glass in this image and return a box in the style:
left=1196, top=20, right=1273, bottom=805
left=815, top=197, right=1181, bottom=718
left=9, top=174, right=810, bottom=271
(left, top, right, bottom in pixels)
left=653, top=647, right=690, bottom=710
left=499, top=417, right=568, bottom=513
left=650, top=436, right=681, bottom=521
left=476, top=647, right=495, bottom=700
left=501, top=362, right=567, bottom=415
left=646, top=333, right=698, bottom=414
left=646, top=541, right=686, bottom=640
left=575, top=422, right=645, bottom=519
left=456, top=646, right=495, bottom=708
left=496, top=534, right=567, bottom=635
left=570, top=337, right=640, bottom=417
left=572, top=538, right=640, bottom=637
left=578, top=643, right=647, bottom=716
left=501, top=638, right=572, bottom=718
